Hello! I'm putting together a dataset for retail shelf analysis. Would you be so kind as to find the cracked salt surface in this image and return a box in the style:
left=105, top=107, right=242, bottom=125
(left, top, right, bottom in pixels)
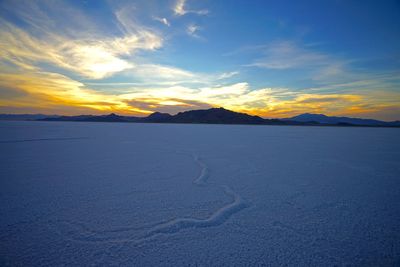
left=1, top=121, right=400, bottom=266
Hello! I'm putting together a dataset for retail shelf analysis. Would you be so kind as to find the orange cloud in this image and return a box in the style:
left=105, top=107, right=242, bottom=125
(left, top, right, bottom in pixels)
left=1, top=66, right=399, bottom=121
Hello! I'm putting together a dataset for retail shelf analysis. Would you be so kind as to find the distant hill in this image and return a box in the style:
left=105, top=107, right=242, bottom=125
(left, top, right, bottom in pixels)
left=0, top=114, right=60, bottom=121
left=144, top=112, right=172, bottom=123
left=39, top=107, right=284, bottom=125
left=169, top=107, right=270, bottom=124
left=286, top=113, right=400, bottom=127
left=1, top=108, right=399, bottom=127
left=41, top=113, right=140, bottom=123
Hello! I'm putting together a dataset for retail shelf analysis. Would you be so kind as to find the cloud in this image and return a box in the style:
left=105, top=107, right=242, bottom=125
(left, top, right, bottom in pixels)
left=117, top=82, right=280, bottom=115
left=0, top=86, right=28, bottom=99
left=91, top=66, right=242, bottom=89
left=153, top=17, right=170, bottom=27
left=244, top=41, right=359, bottom=86
left=173, top=0, right=186, bottom=15
left=57, top=43, right=133, bottom=79
left=305, top=72, right=400, bottom=94
left=186, top=24, right=202, bottom=38
left=245, top=40, right=367, bottom=86
left=297, top=96, right=351, bottom=104
left=1, top=1, right=399, bottom=121
left=1, top=65, right=398, bottom=120
left=118, top=83, right=391, bottom=121
left=0, top=0, right=100, bottom=37
left=217, top=71, right=240, bottom=80
left=117, top=83, right=256, bottom=109
left=118, top=64, right=230, bottom=87
left=248, top=41, right=329, bottom=70
left=173, top=0, right=208, bottom=16
left=0, top=1, right=164, bottom=79
left=126, top=64, right=199, bottom=85
left=250, top=93, right=376, bottom=118
left=0, top=69, right=151, bottom=115
left=125, top=98, right=212, bottom=114
left=134, top=64, right=195, bottom=80
left=198, top=83, right=249, bottom=98
left=0, top=17, right=162, bottom=79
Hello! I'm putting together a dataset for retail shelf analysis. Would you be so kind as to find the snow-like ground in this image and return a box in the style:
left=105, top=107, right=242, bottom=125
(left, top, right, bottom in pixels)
left=0, top=121, right=399, bottom=266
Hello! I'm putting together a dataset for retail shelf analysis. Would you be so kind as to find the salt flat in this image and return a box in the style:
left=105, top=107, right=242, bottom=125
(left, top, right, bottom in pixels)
left=1, top=121, right=399, bottom=266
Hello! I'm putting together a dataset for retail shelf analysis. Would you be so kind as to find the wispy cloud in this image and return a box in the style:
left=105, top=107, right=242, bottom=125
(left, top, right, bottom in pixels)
left=218, top=71, right=240, bottom=80
left=186, top=24, right=202, bottom=39
left=128, top=64, right=196, bottom=84
left=0, top=21, right=162, bottom=79
left=153, top=16, right=170, bottom=27
left=1, top=0, right=100, bottom=37
left=125, top=98, right=212, bottom=114
left=173, top=0, right=208, bottom=16
left=1, top=64, right=399, bottom=120
left=0, top=69, right=130, bottom=115
left=248, top=41, right=330, bottom=70
left=0, top=0, right=164, bottom=80
left=245, top=40, right=371, bottom=86
left=173, top=0, right=186, bottom=16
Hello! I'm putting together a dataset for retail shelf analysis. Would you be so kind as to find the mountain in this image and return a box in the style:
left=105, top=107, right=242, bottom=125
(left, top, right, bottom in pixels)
left=38, top=108, right=287, bottom=125
left=286, top=113, right=400, bottom=127
left=164, top=107, right=287, bottom=125
left=0, top=114, right=60, bottom=121
left=1, top=108, right=399, bottom=127
left=144, top=112, right=172, bottom=123
left=168, top=107, right=268, bottom=124
left=40, top=113, right=141, bottom=123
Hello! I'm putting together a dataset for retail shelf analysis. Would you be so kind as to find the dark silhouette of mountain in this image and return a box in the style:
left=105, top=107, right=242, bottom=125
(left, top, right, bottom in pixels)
left=169, top=107, right=269, bottom=124
left=39, top=108, right=286, bottom=125
left=145, top=112, right=172, bottom=122
left=1, top=108, right=399, bottom=127
left=0, top=114, right=59, bottom=121
left=286, top=113, right=400, bottom=127
left=41, top=113, right=141, bottom=122
left=83, top=113, right=140, bottom=122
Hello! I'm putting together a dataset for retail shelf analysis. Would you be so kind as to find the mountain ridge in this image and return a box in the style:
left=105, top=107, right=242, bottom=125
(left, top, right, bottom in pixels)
left=285, top=113, right=400, bottom=126
left=1, top=108, right=399, bottom=127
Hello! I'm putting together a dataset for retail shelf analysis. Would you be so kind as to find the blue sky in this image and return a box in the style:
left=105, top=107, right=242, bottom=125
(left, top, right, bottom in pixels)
left=0, top=0, right=399, bottom=120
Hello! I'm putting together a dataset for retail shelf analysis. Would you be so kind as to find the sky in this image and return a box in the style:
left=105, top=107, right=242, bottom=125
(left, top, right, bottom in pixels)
left=0, top=0, right=399, bottom=120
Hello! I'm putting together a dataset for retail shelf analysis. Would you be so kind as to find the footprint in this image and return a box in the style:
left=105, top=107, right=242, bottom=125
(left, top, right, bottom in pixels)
left=52, top=149, right=248, bottom=244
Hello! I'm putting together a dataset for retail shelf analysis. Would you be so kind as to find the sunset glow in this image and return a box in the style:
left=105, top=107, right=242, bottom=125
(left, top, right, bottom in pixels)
left=0, top=0, right=399, bottom=120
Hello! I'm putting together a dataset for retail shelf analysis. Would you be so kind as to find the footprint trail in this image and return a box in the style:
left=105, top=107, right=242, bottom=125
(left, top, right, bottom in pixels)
left=52, top=150, right=248, bottom=244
